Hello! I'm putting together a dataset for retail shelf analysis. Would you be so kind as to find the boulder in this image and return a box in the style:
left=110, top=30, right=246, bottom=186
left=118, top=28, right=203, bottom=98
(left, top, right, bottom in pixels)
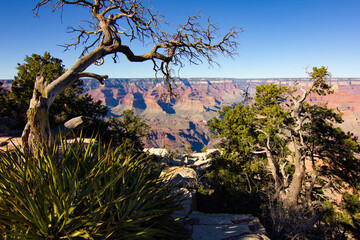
left=172, top=188, right=197, bottom=218
left=144, top=147, right=169, bottom=157
left=193, top=159, right=211, bottom=167
left=165, top=157, right=185, bottom=166
left=161, top=166, right=198, bottom=188
left=191, top=152, right=208, bottom=161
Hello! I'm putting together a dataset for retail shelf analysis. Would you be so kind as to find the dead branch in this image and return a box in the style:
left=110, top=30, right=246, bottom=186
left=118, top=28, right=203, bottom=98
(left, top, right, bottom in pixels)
left=76, top=72, right=108, bottom=84
left=35, top=0, right=241, bottom=89
left=24, top=0, right=241, bottom=151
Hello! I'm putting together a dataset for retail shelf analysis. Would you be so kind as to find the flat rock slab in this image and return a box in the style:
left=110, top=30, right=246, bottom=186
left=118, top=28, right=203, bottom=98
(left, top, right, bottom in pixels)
left=189, top=212, right=256, bottom=225
left=235, top=234, right=270, bottom=240
left=187, top=211, right=269, bottom=240
left=161, top=166, right=197, bottom=187
left=191, top=224, right=251, bottom=240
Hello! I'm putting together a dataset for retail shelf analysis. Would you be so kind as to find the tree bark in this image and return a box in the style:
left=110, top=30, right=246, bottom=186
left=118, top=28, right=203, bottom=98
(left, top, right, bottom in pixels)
left=21, top=72, right=51, bottom=152
left=21, top=47, right=107, bottom=152
left=266, top=148, right=280, bottom=191
left=24, top=1, right=240, bottom=152
left=20, top=44, right=170, bottom=151
left=283, top=137, right=305, bottom=208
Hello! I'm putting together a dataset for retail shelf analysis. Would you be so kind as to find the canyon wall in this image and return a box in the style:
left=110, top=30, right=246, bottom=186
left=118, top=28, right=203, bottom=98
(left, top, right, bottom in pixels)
left=2, top=78, right=359, bottom=152
left=81, top=78, right=360, bottom=152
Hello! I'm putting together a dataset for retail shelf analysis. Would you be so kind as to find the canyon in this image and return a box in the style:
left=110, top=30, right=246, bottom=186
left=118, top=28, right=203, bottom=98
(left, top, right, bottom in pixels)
left=2, top=77, right=359, bottom=152
left=81, top=77, right=360, bottom=152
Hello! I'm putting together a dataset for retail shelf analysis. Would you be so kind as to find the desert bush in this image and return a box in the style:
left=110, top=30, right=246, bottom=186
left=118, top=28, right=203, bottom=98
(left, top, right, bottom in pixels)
left=0, top=136, right=182, bottom=239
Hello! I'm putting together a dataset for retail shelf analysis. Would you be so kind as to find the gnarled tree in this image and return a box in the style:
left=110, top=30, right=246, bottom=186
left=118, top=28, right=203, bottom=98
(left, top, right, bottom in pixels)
left=208, top=67, right=360, bottom=238
left=22, top=0, right=241, bottom=151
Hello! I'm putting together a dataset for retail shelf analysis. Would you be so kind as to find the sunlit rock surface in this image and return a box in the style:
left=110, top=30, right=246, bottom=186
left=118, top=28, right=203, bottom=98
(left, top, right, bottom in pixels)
left=2, top=78, right=359, bottom=152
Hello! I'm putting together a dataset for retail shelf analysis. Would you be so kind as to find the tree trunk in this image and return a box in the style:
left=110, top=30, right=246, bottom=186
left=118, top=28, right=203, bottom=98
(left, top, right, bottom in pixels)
left=283, top=137, right=305, bottom=208
left=266, top=148, right=280, bottom=191
left=21, top=47, right=107, bottom=152
left=21, top=72, right=51, bottom=152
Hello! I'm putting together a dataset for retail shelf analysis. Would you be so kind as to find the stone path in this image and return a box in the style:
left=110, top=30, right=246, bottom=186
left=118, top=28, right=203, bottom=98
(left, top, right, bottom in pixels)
left=184, top=211, right=269, bottom=240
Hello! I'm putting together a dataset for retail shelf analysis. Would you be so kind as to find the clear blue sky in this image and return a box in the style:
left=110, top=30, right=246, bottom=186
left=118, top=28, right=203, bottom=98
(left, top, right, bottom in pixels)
left=0, top=0, right=359, bottom=79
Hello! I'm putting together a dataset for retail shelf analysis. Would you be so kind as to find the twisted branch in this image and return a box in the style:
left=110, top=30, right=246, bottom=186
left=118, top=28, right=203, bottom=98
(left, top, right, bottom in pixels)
left=34, top=0, right=241, bottom=93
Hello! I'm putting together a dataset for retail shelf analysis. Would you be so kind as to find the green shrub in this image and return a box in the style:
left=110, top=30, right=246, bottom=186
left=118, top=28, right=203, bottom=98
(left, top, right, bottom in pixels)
left=0, top=136, right=182, bottom=239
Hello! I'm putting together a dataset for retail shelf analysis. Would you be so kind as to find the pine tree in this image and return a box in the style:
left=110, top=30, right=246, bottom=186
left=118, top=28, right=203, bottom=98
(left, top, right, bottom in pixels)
left=207, top=67, right=360, bottom=238
left=9, top=52, right=108, bottom=129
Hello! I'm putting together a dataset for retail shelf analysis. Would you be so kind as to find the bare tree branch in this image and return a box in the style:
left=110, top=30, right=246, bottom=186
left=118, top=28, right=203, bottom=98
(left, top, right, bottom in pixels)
left=76, top=72, right=108, bottom=84
left=25, top=0, right=241, bottom=150
left=251, top=150, right=267, bottom=154
left=35, top=0, right=241, bottom=87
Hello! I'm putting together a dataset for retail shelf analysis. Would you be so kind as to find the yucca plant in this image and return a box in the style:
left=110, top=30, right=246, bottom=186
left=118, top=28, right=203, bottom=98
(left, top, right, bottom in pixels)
left=0, top=135, right=183, bottom=239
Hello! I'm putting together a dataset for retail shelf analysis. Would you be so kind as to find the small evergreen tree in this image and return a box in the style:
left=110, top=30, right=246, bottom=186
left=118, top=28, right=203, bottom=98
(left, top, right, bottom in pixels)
left=106, top=109, right=150, bottom=150
left=9, top=52, right=108, bottom=129
left=206, top=67, right=360, bottom=239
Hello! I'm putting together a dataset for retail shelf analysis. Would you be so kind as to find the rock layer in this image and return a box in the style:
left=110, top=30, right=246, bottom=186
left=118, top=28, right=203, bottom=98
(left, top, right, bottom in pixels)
left=2, top=78, right=359, bottom=152
left=80, top=78, right=360, bottom=152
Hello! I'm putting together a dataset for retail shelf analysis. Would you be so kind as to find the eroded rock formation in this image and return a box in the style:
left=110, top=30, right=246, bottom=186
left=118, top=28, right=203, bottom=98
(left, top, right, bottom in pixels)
left=81, top=78, right=360, bottom=151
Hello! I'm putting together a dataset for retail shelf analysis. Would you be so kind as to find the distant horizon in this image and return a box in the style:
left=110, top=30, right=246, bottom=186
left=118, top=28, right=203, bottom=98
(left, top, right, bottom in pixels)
left=1, top=0, right=360, bottom=79
left=2, top=76, right=360, bottom=81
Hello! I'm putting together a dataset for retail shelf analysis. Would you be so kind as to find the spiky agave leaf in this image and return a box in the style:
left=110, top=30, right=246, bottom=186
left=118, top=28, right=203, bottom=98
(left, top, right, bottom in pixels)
left=0, top=135, right=183, bottom=239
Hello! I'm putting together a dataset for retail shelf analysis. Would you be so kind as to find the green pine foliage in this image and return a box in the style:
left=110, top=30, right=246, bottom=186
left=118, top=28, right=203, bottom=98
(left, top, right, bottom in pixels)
left=0, top=135, right=182, bottom=239
left=0, top=81, right=9, bottom=117
left=105, top=109, right=150, bottom=150
left=8, top=52, right=108, bottom=129
left=341, top=191, right=360, bottom=238
left=5, top=53, right=149, bottom=151
left=204, top=84, right=290, bottom=212
left=204, top=67, right=360, bottom=238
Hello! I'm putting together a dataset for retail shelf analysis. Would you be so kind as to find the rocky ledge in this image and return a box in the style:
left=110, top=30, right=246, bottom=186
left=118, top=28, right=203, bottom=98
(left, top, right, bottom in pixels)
left=159, top=151, right=269, bottom=240
left=183, top=211, right=269, bottom=240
